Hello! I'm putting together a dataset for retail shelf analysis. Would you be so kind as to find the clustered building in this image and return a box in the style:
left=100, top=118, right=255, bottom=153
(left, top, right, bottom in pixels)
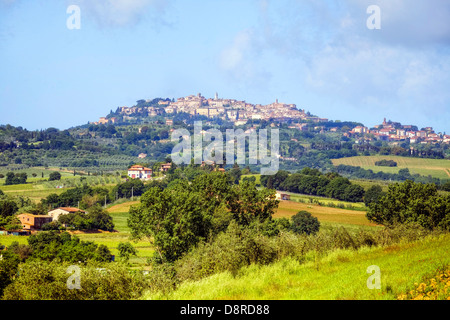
left=113, top=93, right=327, bottom=125
left=349, top=118, right=450, bottom=145
left=13, top=207, right=86, bottom=234
left=90, top=94, right=446, bottom=146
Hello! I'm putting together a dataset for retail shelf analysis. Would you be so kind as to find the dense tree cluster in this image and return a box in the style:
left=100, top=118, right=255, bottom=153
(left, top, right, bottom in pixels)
left=0, top=231, right=113, bottom=297
left=375, top=159, right=397, bottom=167
left=4, top=172, right=27, bottom=185
left=333, top=164, right=445, bottom=185
left=260, top=168, right=365, bottom=203
left=367, top=180, right=450, bottom=230
left=128, top=171, right=280, bottom=262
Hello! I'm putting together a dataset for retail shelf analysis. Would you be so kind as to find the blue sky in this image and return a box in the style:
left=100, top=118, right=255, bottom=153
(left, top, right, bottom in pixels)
left=1, top=0, right=450, bottom=133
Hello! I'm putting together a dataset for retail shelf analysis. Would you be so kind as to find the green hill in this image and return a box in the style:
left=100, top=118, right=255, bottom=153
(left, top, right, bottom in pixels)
left=146, top=233, right=450, bottom=300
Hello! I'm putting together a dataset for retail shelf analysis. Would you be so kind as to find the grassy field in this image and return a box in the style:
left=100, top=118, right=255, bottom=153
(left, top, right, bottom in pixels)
left=146, top=233, right=450, bottom=300
left=275, top=200, right=376, bottom=228
left=279, top=191, right=367, bottom=211
left=0, top=195, right=153, bottom=267
left=1, top=171, right=446, bottom=298
left=0, top=167, right=123, bottom=203
left=332, top=155, right=450, bottom=180
left=75, top=200, right=154, bottom=267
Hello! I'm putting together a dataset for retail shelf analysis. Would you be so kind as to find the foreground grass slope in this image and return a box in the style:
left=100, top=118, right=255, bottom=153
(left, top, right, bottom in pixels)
left=147, top=233, right=450, bottom=300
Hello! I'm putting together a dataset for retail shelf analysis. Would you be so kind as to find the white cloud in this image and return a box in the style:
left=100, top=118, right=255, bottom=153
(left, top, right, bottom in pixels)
left=346, top=0, right=450, bottom=47
left=70, top=0, right=171, bottom=28
left=216, top=0, right=450, bottom=130
left=219, top=30, right=253, bottom=71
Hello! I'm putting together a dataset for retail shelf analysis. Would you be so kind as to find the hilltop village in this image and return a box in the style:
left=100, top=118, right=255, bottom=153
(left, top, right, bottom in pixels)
left=94, top=93, right=328, bottom=126
left=91, top=93, right=449, bottom=146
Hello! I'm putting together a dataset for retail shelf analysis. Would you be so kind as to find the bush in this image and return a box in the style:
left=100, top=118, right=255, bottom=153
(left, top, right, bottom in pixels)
left=290, top=211, right=320, bottom=236
left=2, top=260, right=149, bottom=300
left=367, top=180, right=450, bottom=230
left=118, top=242, right=138, bottom=262
left=375, top=159, right=397, bottom=167
left=4, top=172, right=27, bottom=185
left=48, top=172, right=61, bottom=181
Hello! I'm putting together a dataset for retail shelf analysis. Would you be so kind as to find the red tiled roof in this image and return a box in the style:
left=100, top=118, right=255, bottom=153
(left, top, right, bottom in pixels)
left=58, top=207, right=85, bottom=213
left=128, top=166, right=152, bottom=171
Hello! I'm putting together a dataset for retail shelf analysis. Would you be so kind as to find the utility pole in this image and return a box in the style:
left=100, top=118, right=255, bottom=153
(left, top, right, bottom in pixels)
left=132, top=187, right=134, bottom=201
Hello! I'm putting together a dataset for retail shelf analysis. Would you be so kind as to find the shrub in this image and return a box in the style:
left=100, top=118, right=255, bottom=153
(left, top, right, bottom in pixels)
left=367, top=180, right=450, bottom=230
left=2, top=260, right=149, bottom=300
left=48, top=172, right=61, bottom=181
left=375, top=159, right=398, bottom=167
left=290, top=211, right=320, bottom=236
left=118, top=242, right=138, bottom=262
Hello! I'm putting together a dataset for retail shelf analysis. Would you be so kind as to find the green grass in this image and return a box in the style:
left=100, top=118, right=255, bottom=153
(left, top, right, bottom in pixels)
left=240, top=174, right=261, bottom=185
left=0, top=169, right=123, bottom=203
left=0, top=235, right=29, bottom=247
left=146, top=233, right=450, bottom=300
left=284, top=192, right=367, bottom=211
left=332, top=156, right=450, bottom=180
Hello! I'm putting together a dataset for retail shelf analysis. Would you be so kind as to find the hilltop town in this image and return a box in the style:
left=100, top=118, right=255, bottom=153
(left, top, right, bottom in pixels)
left=93, top=93, right=328, bottom=126
left=90, top=93, right=449, bottom=147
left=348, top=118, right=450, bottom=145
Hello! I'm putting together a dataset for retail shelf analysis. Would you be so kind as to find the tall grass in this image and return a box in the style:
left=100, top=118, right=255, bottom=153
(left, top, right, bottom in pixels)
left=146, top=232, right=450, bottom=300
left=141, top=222, right=445, bottom=299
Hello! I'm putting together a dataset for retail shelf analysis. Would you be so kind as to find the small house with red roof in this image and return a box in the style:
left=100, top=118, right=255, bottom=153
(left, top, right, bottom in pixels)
left=128, top=165, right=152, bottom=180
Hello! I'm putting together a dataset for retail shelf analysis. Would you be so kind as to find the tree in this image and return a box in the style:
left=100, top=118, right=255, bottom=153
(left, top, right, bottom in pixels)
left=128, top=172, right=279, bottom=263
left=117, top=242, right=138, bottom=262
left=0, top=199, right=19, bottom=218
left=0, top=249, right=20, bottom=296
left=94, top=244, right=113, bottom=262
left=86, top=205, right=115, bottom=231
left=227, top=180, right=279, bottom=227
left=5, top=172, right=27, bottom=185
left=48, top=171, right=61, bottom=181
left=113, top=179, right=145, bottom=199
left=128, top=184, right=208, bottom=262
left=364, top=185, right=385, bottom=207
left=229, top=163, right=242, bottom=184
left=342, top=184, right=365, bottom=203
left=366, top=180, right=450, bottom=230
left=290, top=211, right=320, bottom=235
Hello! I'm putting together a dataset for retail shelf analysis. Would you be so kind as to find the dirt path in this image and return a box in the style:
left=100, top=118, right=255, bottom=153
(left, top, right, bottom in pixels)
left=445, top=168, right=450, bottom=178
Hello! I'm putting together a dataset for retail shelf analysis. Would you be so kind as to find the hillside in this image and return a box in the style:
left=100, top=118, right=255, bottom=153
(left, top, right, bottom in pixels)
left=1, top=94, right=450, bottom=187
left=332, top=156, right=450, bottom=180
left=146, top=233, right=450, bottom=300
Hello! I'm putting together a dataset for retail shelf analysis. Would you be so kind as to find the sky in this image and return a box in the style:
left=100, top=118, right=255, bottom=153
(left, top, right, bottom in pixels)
left=1, top=0, right=450, bottom=133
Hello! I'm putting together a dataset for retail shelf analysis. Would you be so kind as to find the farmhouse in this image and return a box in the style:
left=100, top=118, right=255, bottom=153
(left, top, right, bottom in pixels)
left=48, top=207, right=85, bottom=221
left=128, top=165, right=152, bottom=180
left=160, top=163, right=172, bottom=173
left=17, top=213, right=53, bottom=231
left=276, top=192, right=291, bottom=201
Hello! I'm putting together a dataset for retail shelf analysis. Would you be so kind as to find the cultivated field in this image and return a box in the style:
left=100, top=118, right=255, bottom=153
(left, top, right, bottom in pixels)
left=275, top=200, right=377, bottom=228
left=332, top=155, right=450, bottom=180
